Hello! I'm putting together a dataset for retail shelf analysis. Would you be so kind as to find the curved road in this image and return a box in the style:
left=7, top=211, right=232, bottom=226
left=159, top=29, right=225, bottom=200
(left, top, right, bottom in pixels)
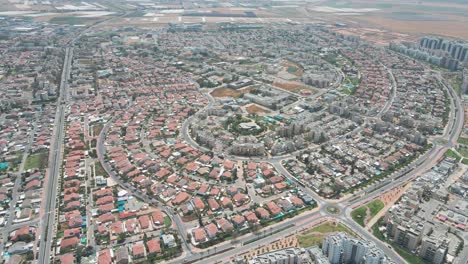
left=94, top=53, right=464, bottom=264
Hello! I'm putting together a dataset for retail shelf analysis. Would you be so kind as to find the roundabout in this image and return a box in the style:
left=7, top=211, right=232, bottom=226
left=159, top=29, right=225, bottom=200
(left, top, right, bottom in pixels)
left=325, top=205, right=341, bottom=215
left=91, top=24, right=464, bottom=264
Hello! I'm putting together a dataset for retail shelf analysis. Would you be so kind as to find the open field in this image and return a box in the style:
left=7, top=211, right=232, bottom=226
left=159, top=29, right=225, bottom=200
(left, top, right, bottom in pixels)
left=347, top=16, right=468, bottom=39
left=272, top=80, right=317, bottom=95
left=210, top=87, right=254, bottom=98
left=92, top=123, right=104, bottom=136
left=24, top=152, right=48, bottom=171
left=351, top=207, right=367, bottom=227
left=272, top=81, right=302, bottom=91
left=1, top=0, right=467, bottom=40
left=315, top=0, right=468, bottom=39
left=94, top=161, right=108, bottom=177
left=297, top=221, right=355, bottom=247
left=367, top=199, right=385, bottom=217
left=304, top=221, right=354, bottom=234
left=351, top=199, right=385, bottom=227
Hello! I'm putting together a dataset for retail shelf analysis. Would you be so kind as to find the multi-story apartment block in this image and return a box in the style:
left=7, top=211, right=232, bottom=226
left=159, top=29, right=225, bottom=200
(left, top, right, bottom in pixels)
left=322, top=233, right=389, bottom=264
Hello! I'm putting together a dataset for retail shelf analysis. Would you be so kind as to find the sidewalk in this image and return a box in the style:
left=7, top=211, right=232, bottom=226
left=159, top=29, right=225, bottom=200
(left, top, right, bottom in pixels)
left=188, top=207, right=321, bottom=254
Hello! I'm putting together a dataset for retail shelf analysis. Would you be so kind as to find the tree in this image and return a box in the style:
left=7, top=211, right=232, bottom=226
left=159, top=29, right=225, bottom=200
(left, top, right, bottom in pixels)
left=75, top=245, right=86, bottom=263
left=197, top=210, right=204, bottom=227
left=117, top=233, right=126, bottom=244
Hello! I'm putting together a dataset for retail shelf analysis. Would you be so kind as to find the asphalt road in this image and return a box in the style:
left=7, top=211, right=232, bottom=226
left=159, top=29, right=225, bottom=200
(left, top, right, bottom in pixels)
left=90, top=51, right=465, bottom=264
left=179, top=60, right=464, bottom=263
left=37, top=47, right=73, bottom=264
left=96, top=113, right=193, bottom=255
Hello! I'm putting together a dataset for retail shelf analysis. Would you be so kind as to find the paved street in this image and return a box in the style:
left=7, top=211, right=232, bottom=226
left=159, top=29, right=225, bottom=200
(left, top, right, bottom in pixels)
left=37, top=47, right=73, bottom=264
left=27, top=18, right=465, bottom=264
left=91, top=59, right=465, bottom=264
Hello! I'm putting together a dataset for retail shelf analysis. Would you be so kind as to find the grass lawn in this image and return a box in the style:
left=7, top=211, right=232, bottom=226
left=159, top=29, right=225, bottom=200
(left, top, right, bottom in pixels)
left=445, top=149, right=461, bottom=162
left=298, top=234, right=325, bottom=247
left=463, top=159, right=468, bottom=165
left=298, top=221, right=356, bottom=247
left=367, top=199, right=385, bottom=218
left=307, top=221, right=354, bottom=234
left=287, top=66, right=298, bottom=73
left=392, top=244, right=428, bottom=264
left=342, top=88, right=353, bottom=94
left=456, top=147, right=468, bottom=158
left=371, top=218, right=385, bottom=241
left=164, top=216, right=172, bottom=227
left=352, top=199, right=385, bottom=227
left=93, top=124, right=104, bottom=136
left=447, top=74, right=462, bottom=96
left=458, top=137, right=468, bottom=145
left=94, top=162, right=108, bottom=177
left=351, top=207, right=367, bottom=227
left=24, top=152, right=49, bottom=171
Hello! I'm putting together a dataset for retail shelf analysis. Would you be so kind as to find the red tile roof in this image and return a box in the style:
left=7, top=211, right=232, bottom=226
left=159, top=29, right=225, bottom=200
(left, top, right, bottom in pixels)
left=147, top=239, right=161, bottom=254
left=192, top=228, right=207, bottom=242
left=193, top=197, right=205, bottom=210
left=152, top=210, right=165, bottom=225
left=138, top=215, right=151, bottom=229
left=172, top=192, right=190, bottom=205
left=98, top=249, right=112, bottom=264
left=132, top=243, right=145, bottom=256
left=60, top=237, right=79, bottom=250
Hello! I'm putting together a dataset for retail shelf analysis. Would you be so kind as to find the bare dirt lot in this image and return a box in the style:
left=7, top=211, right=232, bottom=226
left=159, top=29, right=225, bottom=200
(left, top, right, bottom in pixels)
left=273, top=81, right=302, bottom=91
left=272, top=80, right=317, bottom=95
left=210, top=86, right=255, bottom=98
left=245, top=104, right=270, bottom=115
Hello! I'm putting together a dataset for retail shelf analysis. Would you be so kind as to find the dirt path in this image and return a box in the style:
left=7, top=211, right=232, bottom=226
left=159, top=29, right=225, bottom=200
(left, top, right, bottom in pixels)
left=363, top=207, right=371, bottom=226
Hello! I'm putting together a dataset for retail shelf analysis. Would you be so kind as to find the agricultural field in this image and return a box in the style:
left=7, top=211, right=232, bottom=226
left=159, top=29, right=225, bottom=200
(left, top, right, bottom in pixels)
left=316, top=0, right=468, bottom=39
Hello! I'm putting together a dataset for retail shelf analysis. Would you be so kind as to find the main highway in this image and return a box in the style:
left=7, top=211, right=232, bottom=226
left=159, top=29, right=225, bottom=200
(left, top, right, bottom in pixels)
left=20, top=14, right=462, bottom=263
left=37, top=47, right=73, bottom=264
left=35, top=11, right=135, bottom=263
